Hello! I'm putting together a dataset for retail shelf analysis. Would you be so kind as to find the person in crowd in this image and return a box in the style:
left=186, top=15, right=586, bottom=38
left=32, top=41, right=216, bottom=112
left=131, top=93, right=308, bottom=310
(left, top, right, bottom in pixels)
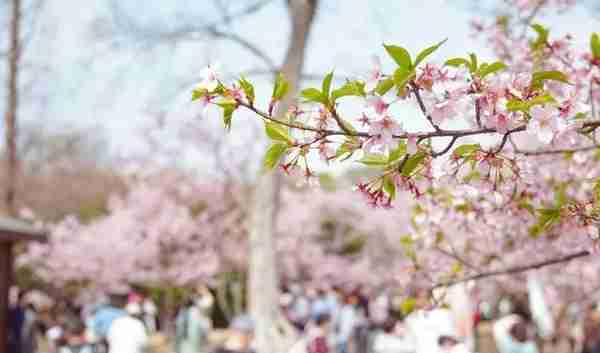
left=336, top=293, right=358, bottom=353
left=216, top=313, right=254, bottom=353
left=582, top=307, right=600, bottom=353
left=438, top=335, right=471, bottom=353
left=493, top=300, right=538, bottom=353
left=290, top=284, right=312, bottom=332
left=141, top=295, right=158, bottom=333
left=404, top=289, right=461, bottom=353
left=59, top=319, right=94, bottom=353
left=91, top=292, right=128, bottom=343
left=371, top=318, right=413, bottom=353
left=311, top=289, right=330, bottom=321
left=307, top=313, right=332, bottom=353
left=174, top=296, right=212, bottom=353
left=9, top=287, right=25, bottom=353
left=106, top=297, right=148, bottom=353
left=20, top=291, right=39, bottom=353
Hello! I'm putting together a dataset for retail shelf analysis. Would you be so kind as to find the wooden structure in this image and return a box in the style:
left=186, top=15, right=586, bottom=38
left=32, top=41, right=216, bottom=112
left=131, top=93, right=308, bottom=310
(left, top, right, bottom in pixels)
left=0, top=217, right=45, bottom=353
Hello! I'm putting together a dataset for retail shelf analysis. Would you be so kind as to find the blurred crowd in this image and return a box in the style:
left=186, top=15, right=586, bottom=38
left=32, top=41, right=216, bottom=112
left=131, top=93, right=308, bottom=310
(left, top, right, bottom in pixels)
left=8, top=280, right=600, bottom=353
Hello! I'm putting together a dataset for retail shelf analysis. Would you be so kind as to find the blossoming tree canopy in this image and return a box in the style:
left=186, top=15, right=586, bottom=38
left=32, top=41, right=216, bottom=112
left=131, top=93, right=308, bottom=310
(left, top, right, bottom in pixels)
left=191, top=25, right=600, bottom=250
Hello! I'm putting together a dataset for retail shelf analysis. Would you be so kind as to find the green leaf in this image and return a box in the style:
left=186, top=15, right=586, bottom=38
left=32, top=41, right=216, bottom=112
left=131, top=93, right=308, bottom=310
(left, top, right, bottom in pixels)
left=591, top=33, right=600, bottom=60
left=321, top=71, right=334, bottom=100
left=453, top=144, right=480, bottom=158
left=335, top=141, right=357, bottom=162
left=529, top=208, right=561, bottom=237
left=529, top=93, right=557, bottom=106
left=300, top=88, right=327, bottom=104
left=388, top=141, right=407, bottom=163
left=238, top=76, right=255, bottom=104
left=400, top=297, right=417, bottom=316
left=217, top=100, right=237, bottom=129
left=359, top=154, right=388, bottom=167
left=507, top=93, right=556, bottom=113
left=401, top=152, right=425, bottom=177
left=375, top=77, right=395, bottom=96
left=531, top=23, right=549, bottom=50
left=445, top=58, right=471, bottom=69
left=383, top=44, right=412, bottom=69
left=531, top=71, right=570, bottom=89
left=469, top=53, right=478, bottom=73
left=263, top=143, right=288, bottom=170
left=451, top=262, right=463, bottom=274
left=383, top=175, right=396, bottom=200
left=265, top=122, right=293, bottom=144
left=272, top=73, right=289, bottom=101
left=191, top=88, right=209, bottom=101
left=414, top=38, right=447, bottom=67
left=393, top=67, right=415, bottom=89
left=477, top=61, right=507, bottom=78
left=593, top=178, right=600, bottom=201
left=332, top=80, right=366, bottom=101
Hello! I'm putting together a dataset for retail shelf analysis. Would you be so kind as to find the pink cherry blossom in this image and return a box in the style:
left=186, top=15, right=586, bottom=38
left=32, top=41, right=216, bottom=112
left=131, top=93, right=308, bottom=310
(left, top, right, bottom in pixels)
left=365, top=55, right=382, bottom=92
left=197, top=64, right=220, bottom=91
left=527, top=105, right=564, bottom=144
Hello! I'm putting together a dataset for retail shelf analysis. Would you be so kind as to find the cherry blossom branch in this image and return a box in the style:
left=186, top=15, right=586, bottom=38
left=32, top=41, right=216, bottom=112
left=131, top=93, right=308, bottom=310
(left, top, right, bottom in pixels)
left=410, top=82, right=441, bottom=131
left=492, top=131, right=512, bottom=154
left=516, top=145, right=600, bottom=156
left=432, top=136, right=458, bottom=157
left=431, top=250, right=590, bottom=289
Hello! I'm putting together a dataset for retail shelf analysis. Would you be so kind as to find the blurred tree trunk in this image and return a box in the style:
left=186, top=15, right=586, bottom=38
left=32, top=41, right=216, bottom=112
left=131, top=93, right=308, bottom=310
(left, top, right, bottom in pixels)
left=3, top=0, right=21, bottom=217
left=248, top=1, right=317, bottom=353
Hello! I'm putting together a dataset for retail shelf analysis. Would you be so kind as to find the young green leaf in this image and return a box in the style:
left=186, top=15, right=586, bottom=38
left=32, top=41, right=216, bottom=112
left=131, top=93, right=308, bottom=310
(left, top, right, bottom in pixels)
left=394, top=67, right=415, bottom=89
left=332, top=80, right=366, bottom=101
left=477, top=61, right=507, bottom=78
left=263, top=143, right=288, bottom=170
left=238, top=76, right=255, bottom=104
left=445, top=58, right=471, bottom=70
left=383, top=44, right=412, bottom=69
left=359, top=154, right=388, bottom=167
left=265, top=122, right=293, bottom=144
left=388, top=142, right=407, bottom=163
left=191, top=88, right=209, bottom=101
left=531, top=70, right=570, bottom=88
left=591, top=33, right=600, bottom=59
left=469, top=53, right=478, bottom=73
left=272, top=73, right=289, bottom=101
left=414, top=38, right=447, bottom=67
left=375, top=77, right=395, bottom=96
left=531, top=23, right=549, bottom=50
left=217, top=100, right=237, bottom=130
left=300, top=88, right=327, bottom=104
left=321, top=71, right=334, bottom=100
left=401, top=152, right=425, bottom=177
left=453, top=144, right=480, bottom=158
left=383, top=175, right=396, bottom=200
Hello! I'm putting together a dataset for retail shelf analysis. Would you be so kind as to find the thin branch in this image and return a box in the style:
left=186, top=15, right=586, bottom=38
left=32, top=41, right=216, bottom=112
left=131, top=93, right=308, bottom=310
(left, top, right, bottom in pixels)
left=410, top=82, right=441, bottom=132
left=432, top=250, right=590, bottom=289
left=492, top=132, right=511, bottom=154
left=207, top=28, right=276, bottom=70
left=432, top=136, right=458, bottom=157
left=330, top=107, right=352, bottom=134
left=475, top=98, right=482, bottom=128
left=516, top=145, right=600, bottom=156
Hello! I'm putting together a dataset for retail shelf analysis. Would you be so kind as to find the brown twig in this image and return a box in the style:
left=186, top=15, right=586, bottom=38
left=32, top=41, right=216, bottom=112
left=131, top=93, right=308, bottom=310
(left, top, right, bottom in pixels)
left=410, top=82, right=441, bottom=132
left=431, top=250, right=590, bottom=289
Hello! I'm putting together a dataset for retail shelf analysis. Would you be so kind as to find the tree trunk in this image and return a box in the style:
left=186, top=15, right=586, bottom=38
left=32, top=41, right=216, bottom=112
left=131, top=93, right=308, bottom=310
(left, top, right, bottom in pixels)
left=248, top=1, right=317, bottom=353
left=4, top=0, right=21, bottom=217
